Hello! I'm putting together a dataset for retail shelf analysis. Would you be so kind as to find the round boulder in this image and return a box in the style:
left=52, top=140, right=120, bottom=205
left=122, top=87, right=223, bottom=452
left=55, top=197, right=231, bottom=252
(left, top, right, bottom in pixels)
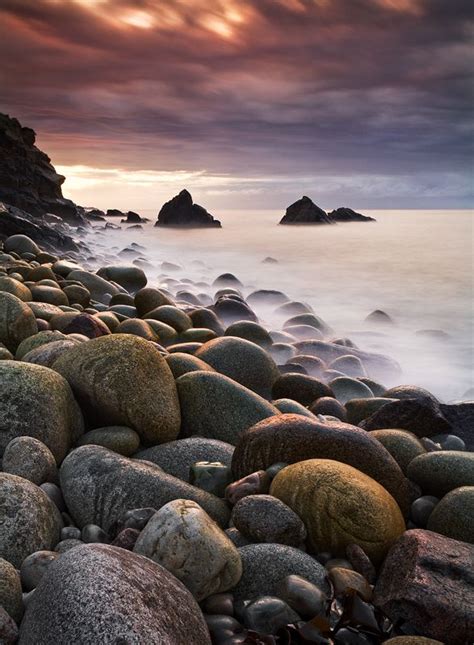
left=196, top=337, right=279, bottom=398
left=134, top=499, right=242, bottom=600
left=0, top=292, right=38, bottom=352
left=0, top=361, right=83, bottom=462
left=2, top=437, right=57, bottom=485
left=52, top=334, right=180, bottom=445
left=270, top=459, right=405, bottom=564
left=407, top=451, right=474, bottom=497
left=427, top=486, right=474, bottom=543
left=18, top=543, right=211, bottom=644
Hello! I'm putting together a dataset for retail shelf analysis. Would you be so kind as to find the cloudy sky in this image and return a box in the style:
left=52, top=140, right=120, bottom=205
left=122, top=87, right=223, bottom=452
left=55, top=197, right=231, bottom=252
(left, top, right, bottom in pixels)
left=1, top=0, right=473, bottom=211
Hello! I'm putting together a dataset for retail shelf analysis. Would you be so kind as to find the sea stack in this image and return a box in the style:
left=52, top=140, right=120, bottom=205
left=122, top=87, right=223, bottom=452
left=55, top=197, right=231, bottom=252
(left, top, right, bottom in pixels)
left=279, top=196, right=334, bottom=225
left=329, top=207, right=375, bottom=222
left=155, top=190, right=221, bottom=228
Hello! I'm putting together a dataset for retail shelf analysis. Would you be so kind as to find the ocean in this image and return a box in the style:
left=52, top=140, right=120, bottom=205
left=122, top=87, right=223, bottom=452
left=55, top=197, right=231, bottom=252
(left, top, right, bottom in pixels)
left=82, top=209, right=474, bottom=401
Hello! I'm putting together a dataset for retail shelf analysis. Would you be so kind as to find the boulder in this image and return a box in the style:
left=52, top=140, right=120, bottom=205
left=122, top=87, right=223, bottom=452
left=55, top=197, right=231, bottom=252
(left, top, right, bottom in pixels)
left=271, top=459, right=405, bottom=564
left=135, top=436, right=234, bottom=481
left=52, top=334, right=180, bottom=445
left=232, top=543, right=329, bottom=601
left=0, top=473, right=62, bottom=567
left=0, top=292, right=37, bottom=352
left=134, top=499, right=242, bottom=600
left=0, top=557, right=23, bottom=623
left=59, top=445, right=230, bottom=532
left=155, top=189, right=221, bottom=228
left=166, top=352, right=215, bottom=378
left=231, top=494, right=307, bottom=546
left=232, top=414, right=411, bottom=513
left=18, top=543, right=211, bottom=644
left=67, top=269, right=120, bottom=304
left=2, top=436, right=57, bottom=485
left=427, top=486, right=474, bottom=543
left=407, top=451, right=474, bottom=496
left=373, top=529, right=474, bottom=644
left=271, top=373, right=333, bottom=406
left=360, top=398, right=451, bottom=437
left=77, top=426, right=141, bottom=457
left=176, top=371, right=280, bottom=445
left=0, top=361, right=83, bottom=462
left=279, top=196, right=333, bottom=225
left=0, top=275, right=32, bottom=301
left=195, top=336, right=280, bottom=398
left=96, top=265, right=147, bottom=293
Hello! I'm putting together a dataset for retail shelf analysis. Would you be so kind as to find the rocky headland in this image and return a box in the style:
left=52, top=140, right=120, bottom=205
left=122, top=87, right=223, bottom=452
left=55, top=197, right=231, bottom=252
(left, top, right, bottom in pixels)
left=0, top=113, right=472, bottom=645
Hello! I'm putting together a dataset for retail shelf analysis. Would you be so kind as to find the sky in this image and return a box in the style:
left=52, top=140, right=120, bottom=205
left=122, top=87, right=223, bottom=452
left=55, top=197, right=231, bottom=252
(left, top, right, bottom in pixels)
left=1, top=0, right=473, bottom=212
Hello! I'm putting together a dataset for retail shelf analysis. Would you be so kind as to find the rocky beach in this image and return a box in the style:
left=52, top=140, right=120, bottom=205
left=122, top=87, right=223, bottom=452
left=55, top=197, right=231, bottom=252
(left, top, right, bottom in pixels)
left=0, top=114, right=473, bottom=645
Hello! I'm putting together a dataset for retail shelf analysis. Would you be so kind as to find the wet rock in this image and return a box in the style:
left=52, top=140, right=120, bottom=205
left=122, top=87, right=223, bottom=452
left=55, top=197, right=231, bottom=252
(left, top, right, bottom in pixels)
left=63, top=284, right=90, bottom=307
left=59, top=445, right=230, bottom=533
left=224, top=320, right=273, bottom=347
left=110, top=527, right=140, bottom=550
left=2, top=436, right=57, bottom=485
left=232, top=543, right=329, bottom=602
left=134, top=286, right=173, bottom=316
left=427, top=486, right=474, bottom=543
left=134, top=499, right=241, bottom=600
left=0, top=473, right=62, bottom=567
left=329, top=376, right=374, bottom=405
left=345, top=544, right=376, bottom=584
left=407, top=450, right=474, bottom=496
left=232, top=414, right=410, bottom=514
left=0, top=275, right=32, bottom=301
left=18, top=543, right=211, bottom=644
left=67, top=269, right=120, bottom=303
left=22, top=339, right=79, bottom=367
left=53, top=334, right=180, bottom=445
left=213, top=296, right=257, bottom=324
left=271, top=459, right=405, bottom=564
left=177, top=371, right=279, bottom=445
left=189, top=307, right=225, bottom=335
left=202, top=592, right=234, bottom=616
left=231, top=494, right=306, bottom=546
left=190, top=461, right=233, bottom=497
left=166, top=352, right=215, bottom=378
left=410, top=495, right=439, bottom=528
left=439, top=401, right=474, bottom=450
left=328, top=567, right=373, bottom=601
left=63, top=312, right=111, bottom=338
left=275, top=574, right=327, bottom=619
left=360, top=398, right=451, bottom=437
left=273, top=398, right=316, bottom=418
left=96, top=265, right=147, bottom=293
left=0, top=361, right=83, bottom=462
left=373, top=529, right=474, bottom=644
left=225, top=471, right=271, bottom=505
left=240, top=596, right=300, bottom=634
left=272, top=373, right=333, bottom=406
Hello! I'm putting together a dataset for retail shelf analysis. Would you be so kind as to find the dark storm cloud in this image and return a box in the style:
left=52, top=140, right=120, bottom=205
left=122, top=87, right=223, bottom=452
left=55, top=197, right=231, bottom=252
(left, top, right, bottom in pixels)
left=0, top=0, right=472, bottom=206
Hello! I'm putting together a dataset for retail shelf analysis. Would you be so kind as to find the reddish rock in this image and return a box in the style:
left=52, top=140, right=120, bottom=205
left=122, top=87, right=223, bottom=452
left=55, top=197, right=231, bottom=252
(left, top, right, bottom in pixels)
left=373, top=529, right=474, bottom=644
left=111, top=528, right=140, bottom=551
left=225, top=471, right=270, bottom=505
left=64, top=313, right=111, bottom=339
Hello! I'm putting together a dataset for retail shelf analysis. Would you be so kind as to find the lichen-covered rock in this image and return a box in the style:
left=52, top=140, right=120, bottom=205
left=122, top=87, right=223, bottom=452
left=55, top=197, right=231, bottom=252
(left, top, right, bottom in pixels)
left=270, top=459, right=405, bottom=564
left=59, top=445, right=230, bottom=533
left=407, top=451, right=474, bottom=496
left=0, top=292, right=37, bottom=352
left=0, top=473, right=62, bottom=567
left=0, top=361, right=83, bottom=462
left=53, top=334, right=180, bottom=445
left=134, top=499, right=242, bottom=600
left=18, top=544, right=211, bottom=644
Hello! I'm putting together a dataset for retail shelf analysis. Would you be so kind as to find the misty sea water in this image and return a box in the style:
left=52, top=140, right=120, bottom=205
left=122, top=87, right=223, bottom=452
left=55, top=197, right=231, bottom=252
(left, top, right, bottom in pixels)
left=84, top=209, right=474, bottom=400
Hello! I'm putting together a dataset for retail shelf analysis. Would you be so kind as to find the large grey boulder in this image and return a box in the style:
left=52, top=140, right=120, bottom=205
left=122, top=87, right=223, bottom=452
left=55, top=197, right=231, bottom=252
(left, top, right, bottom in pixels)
left=60, top=445, right=230, bottom=533
left=18, top=544, right=211, bottom=644
left=0, top=292, right=37, bottom=352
